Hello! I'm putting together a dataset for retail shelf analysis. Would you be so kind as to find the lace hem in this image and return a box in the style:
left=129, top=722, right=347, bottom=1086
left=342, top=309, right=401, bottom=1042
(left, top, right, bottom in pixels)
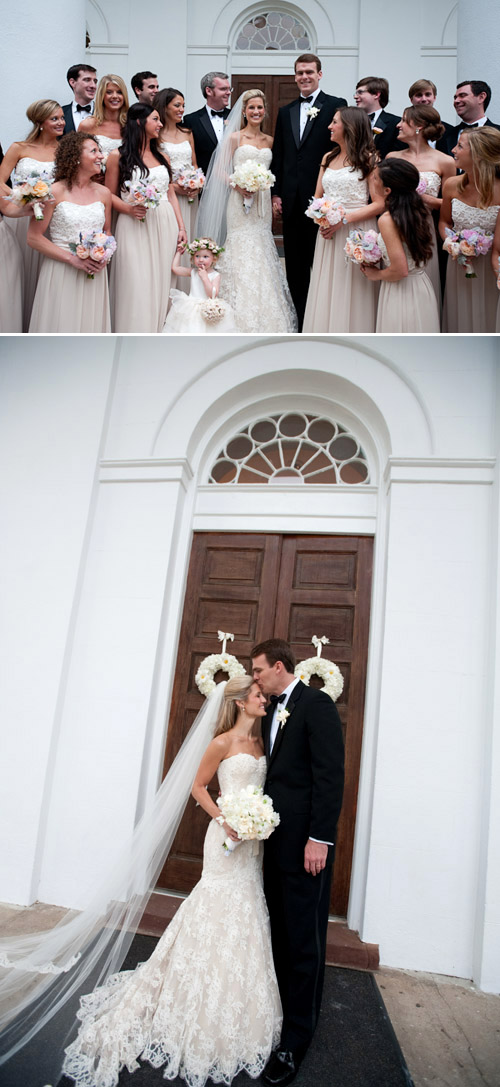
left=0, top=950, right=81, bottom=974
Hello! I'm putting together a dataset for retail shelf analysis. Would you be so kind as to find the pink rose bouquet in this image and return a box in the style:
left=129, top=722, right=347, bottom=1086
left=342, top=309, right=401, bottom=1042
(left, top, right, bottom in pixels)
left=69, top=230, right=117, bottom=278
left=443, top=227, right=493, bottom=278
left=172, top=166, right=205, bottom=202
left=122, top=178, right=161, bottom=220
left=344, top=228, right=382, bottom=266
left=305, top=196, right=346, bottom=228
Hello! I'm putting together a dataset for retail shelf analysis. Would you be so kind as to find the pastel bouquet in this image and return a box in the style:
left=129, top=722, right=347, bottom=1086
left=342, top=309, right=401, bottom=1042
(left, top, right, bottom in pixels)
left=442, top=227, right=493, bottom=278
left=172, top=165, right=205, bottom=202
left=68, top=230, right=117, bottom=279
left=10, top=170, right=53, bottom=220
left=344, top=227, right=382, bottom=266
left=229, top=161, right=276, bottom=213
left=217, top=785, right=280, bottom=853
left=122, top=178, right=161, bottom=219
left=305, top=197, right=346, bottom=228
left=199, top=298, right=226, bottom=324
left=416, top=177, right=427, bottom=195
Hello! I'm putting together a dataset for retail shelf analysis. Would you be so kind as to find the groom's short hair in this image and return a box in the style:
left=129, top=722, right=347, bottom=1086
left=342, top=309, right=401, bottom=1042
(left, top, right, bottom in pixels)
left=295, top=53, right=321, bottom=73
left=251, top=639, right=296, bottom=674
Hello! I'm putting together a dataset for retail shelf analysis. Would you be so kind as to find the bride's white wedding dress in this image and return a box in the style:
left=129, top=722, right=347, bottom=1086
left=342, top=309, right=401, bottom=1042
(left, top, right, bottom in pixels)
left=62, top=753, right=282, bottom=1087
left=217, top=145, right=297, bottom=333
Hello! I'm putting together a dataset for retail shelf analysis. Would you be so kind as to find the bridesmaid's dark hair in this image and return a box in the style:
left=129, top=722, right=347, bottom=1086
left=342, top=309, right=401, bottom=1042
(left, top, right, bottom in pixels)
left=154, top=87, right=191, bottom=133
left=324, top=107, right=377, bottom=179
left=54, top=131, right=100, bottom=187
left=378, top=158, right=433, bottom=265
left=118, top=103, right=172, bottom=188
left=402, top=105, right=445, bottom=143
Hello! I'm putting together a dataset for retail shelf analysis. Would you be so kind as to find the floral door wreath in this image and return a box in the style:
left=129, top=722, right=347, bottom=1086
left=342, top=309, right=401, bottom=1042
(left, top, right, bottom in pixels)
left=295, top=636, right=344, bottom=701
left=195, top=631, right=245, bottom=697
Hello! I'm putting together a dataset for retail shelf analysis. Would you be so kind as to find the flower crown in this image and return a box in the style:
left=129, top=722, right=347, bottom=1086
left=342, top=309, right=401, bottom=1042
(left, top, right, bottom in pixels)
left=186, top=237, right=224, bottom=257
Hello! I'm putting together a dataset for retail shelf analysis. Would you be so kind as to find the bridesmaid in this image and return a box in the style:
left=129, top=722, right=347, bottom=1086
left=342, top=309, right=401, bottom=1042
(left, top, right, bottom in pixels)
left=302, top=107, right=384, bottom=333
left=156, top=87, right=198, bottom=291
left=0, top=99, right=65, bottom=329
left=440, top=127, right=500, bottom=332
left=491, top=211, right=500, bottom=330
left=28, top=132, right=113, bottom=332
left=360, top=158, right=440, bottom=332
left=0, top=160, right=33, bottom=332
left=386, top=105, right=456, bottom=305
left=105, top=103, right=186, bottom=332
left=78, top=74, right=128, bottom=163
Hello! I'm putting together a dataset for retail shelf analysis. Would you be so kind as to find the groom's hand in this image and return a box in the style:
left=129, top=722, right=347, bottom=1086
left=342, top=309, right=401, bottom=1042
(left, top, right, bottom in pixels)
left=272, top=196, right=282, bottom=217
left=304, top=839, right=328, bottom=876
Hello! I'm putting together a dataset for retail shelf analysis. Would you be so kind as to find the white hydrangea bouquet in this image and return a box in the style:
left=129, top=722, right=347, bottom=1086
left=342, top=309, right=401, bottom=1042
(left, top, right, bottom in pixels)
left=229, top=161, right=276, bottom=213
left=217, top=785, right=280, bottom=853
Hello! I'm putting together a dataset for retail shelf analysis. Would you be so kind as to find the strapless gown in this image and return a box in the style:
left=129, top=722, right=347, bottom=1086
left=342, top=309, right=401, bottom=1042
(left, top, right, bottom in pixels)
left=28, top=200, right=111, bottom=332
left=419, top=169, right=442, bottom=307
left=375, top=234, right=440, bottom=332
left=0, top=216, right=23, bottom=331
left=94, top=133, right=122, bottom=163
left=8, top=155, right=55, bottom=330
left=159, top=140, right=198, bottom=293
left=442, top=198, right=500, bottom=332
left=303, top=166, right=378, bottom=332
left=162, top=268, right=237, bottom=333
left=217, top=145, right=297, bottom=333
left=62, top=753, right=282, bottom=1087
left=111, top=164, right=178, bottom=332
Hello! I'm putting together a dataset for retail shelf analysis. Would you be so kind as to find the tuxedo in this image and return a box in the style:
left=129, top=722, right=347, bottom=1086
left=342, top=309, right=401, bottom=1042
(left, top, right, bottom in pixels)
left=62, top=101, right=94, bottom=135
left=263, top=680, right=344, bottom=1054
left=272, top=89, right=347, bottom=328
left=436, top=117, right=500, bottom=156
left=371, top=109, right=404, bottom=158
left=183, top=105, right=230, bottom=175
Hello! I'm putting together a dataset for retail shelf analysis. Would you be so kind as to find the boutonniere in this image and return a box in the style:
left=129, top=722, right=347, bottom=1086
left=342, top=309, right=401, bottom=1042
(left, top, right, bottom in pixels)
left=306, top=105, right=320, bottom=120
left=277, top=707, right=290, bottom=729
left=373, top=127, right=383, bottom=135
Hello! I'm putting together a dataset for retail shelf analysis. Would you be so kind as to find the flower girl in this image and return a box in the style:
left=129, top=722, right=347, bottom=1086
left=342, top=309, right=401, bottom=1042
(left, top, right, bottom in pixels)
left=162, top=236, right=237, bottom=333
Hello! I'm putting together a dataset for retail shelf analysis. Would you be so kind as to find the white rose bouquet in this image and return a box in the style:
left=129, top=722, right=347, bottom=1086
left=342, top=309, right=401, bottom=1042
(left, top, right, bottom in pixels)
left=229, top=161, right=276, bottom=213
left=217, top=785, right=280, bottom=853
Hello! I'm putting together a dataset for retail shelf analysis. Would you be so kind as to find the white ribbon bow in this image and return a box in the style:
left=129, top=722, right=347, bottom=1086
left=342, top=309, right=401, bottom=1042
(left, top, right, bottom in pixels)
left=311, top=635, right=330, bottom=658
left=218, top=630, right=234, bottom=654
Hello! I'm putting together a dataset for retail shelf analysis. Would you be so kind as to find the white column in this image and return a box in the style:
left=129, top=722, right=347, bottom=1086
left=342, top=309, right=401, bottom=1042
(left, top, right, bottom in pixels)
left=1, top=1, right=86, bottom=148
left=128, top=1, right=188, bottom=98
left=457, top=0, right=500, bottom=120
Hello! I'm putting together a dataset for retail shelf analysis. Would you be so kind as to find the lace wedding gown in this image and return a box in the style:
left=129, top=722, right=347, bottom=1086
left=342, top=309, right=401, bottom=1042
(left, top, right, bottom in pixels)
left=217, top=145, right=297, bottom=333
left=28, top=200, right=111, bottom=332
left=375, top=233, right=440, bottom=332
left=8, top=155, right=55, bottom=330
left=442, top=198, right=500, bottom=332
left=160, top=140, right=198, bottom=293
left=162, top=268, right=237, bottom=333
left=303, top=166, right=379, bottom=333
left=111, top=164, right=178, bottom=332
left=62, top=753, right=282, bottom=1087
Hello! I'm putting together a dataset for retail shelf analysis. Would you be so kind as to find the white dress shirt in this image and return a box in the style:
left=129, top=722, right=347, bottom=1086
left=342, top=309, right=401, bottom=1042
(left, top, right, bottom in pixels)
left=299, top=88, right=321, bottom=139
left=205, top=103, right=225, bottom=143
left=71, top=100, right=94, bottom=128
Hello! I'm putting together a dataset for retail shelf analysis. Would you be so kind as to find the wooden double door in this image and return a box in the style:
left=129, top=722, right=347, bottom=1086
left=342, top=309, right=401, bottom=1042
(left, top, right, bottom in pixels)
left=158, top=532, right=373, bottom=918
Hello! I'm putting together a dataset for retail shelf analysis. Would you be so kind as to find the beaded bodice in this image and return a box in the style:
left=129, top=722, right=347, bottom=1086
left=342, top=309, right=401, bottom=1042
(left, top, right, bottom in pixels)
left=49, top=200, right=105, bottom=249
left=159, top=139, right=192, bottom=172
left=322, top=166, right=370, bottom=208
left=451, top=198, right=499, bottom=233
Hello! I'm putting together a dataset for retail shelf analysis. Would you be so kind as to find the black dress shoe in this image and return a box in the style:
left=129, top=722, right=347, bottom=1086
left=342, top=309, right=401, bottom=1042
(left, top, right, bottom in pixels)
left=261, top=1049, right=298, bottom=1086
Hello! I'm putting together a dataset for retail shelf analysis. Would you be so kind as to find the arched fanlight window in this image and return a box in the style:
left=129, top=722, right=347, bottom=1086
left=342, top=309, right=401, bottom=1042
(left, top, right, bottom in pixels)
left=209, top=413, right=370, bottom=485
left=235, top=11, right=310, bottom=51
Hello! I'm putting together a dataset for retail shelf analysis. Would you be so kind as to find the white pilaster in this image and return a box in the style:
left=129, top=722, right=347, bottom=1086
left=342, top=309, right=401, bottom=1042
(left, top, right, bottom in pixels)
left=457, top=0, right=500, bottom=123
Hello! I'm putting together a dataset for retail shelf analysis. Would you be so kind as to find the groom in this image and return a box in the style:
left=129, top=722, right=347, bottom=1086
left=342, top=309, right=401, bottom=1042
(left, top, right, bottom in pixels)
left=271, top=54, right=347, bottom=329
left=251, top=638, right=344, bottom=1087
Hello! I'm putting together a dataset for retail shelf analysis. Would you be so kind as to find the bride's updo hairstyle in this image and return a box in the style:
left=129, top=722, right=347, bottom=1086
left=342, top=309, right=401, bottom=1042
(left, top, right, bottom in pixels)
left=241, top=89, right=266, bottom=128
left=25, top=99, right=62, bottom=144
left=214, top=675, right=255, bottom=736
left=54, top=131, right=100, bottom=187
left=402, top=104, right=444, bottom=143
left=324, top=106, right=377, bottom=179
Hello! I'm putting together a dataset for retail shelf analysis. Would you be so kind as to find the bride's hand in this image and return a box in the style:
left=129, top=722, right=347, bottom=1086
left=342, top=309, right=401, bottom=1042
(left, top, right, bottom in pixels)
left=220, top=820, right=240, bottom=842
left=235, top=185, right=254, bottom=198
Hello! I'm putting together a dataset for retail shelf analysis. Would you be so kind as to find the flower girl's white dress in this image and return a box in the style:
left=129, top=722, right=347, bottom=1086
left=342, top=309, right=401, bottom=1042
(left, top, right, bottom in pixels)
left=162, top=268, right=237, bottom=333
left=63, top=753, right=281, bottom=1087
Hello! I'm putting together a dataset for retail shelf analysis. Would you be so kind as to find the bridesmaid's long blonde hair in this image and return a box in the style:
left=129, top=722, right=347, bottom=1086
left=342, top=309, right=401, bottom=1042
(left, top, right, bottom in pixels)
left=214, top=675, right=254, bottom=736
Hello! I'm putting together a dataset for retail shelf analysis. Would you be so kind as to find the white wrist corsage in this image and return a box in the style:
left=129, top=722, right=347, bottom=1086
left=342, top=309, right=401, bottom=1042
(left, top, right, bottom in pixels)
left=306, top=105, right=320, bottom=119
left=277, top=707, right=290, bottom=729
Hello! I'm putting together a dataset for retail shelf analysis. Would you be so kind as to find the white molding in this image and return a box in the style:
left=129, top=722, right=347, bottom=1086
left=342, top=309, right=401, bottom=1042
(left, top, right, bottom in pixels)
left=384, top=458, right=496, bottom=487
left=86, top=42, right=128, bottom=54
left=99, top=459, right=193, bottom=488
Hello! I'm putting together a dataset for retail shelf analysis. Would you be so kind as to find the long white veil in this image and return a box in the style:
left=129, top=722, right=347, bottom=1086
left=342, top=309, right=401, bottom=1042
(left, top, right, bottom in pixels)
left=0, top=682, right=227, bottom=1087
left=195, top=94, right=246, bottom=246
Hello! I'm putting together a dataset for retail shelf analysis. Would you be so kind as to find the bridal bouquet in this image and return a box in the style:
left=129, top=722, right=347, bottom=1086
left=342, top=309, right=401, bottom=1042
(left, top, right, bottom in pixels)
left=172, top=165, right=205, bottom=202
left=305, top=196, right=346, bottom=228
left=229, top=162, right=276, bottom=213
left=344, top=228, right=382, bottom=266
left=10, top=170, right=53, bottom=220
left=199, top=298, right=226, bottom=324
left=122, top=178, right=161, bottom=218
left=217, top=785, right=280, bottom=853
left=68, top=230, right=117, bottom=279
left=442, top=227, right=493, bottom=278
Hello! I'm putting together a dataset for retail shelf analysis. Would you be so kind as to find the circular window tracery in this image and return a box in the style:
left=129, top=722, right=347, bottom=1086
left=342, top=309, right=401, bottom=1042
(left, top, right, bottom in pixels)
left=209, top=414, right=370, bottom=485
left=236, top=11, right=310, bottom=51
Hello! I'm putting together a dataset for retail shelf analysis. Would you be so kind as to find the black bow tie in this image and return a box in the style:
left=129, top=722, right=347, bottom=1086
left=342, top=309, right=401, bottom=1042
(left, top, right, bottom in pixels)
left=269, top=693, right=286, bottom=707
left=211, top=109, right=225, bottom=117
left=368, top=112, right=376, bottom=121
left=76, top=103, right=92, bottom=113
left=301, top=95, right=314, bottom=103
left=460, top=122, right=478, bottom=129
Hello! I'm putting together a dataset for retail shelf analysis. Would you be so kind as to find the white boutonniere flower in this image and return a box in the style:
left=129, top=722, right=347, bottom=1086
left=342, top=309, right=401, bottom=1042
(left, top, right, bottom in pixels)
left=306, top=105, right=320, bottom=119
left=277, top=707, right=290, bottom=729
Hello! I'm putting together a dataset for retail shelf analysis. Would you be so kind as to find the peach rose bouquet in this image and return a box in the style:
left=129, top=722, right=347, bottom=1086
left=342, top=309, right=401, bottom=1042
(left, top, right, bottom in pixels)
left=68, top=230, right=117, bottom=278
left=344, top=227, right=382, bottom=266
left=10, top=170, right=54, bottom=220
left=443, top=227, right=493, bottom=278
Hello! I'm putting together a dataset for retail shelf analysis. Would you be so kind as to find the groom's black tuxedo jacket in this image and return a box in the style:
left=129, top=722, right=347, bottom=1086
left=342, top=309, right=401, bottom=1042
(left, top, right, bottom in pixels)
left=272, top=90, right=347, bottom=213
left=183, top=105, right=231, bottom=176
left=263, top=680, right=344, bottom=871
left=372, top=109, right=404, bottom=158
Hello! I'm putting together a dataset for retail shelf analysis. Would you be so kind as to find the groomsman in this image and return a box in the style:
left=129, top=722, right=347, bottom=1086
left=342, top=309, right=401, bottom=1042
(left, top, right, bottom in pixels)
left=437, top=80, right=500, bottom=156
left=62, top=64, right=98, bottom=134
left=184, top=72, right=231, bottom=175
left=271, top=53, right=346, bottom=330
left=354, top=76, right=403, bottom=158
left=131, top=71, right=159, bottom=106
left=408, top=78, right=455, bottom=149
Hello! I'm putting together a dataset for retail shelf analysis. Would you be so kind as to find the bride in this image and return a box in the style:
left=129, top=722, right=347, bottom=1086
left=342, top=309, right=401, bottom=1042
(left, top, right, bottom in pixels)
left=0, top=677, right=281, bottom=1087
left=196, top=89, right=297, bottom=332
